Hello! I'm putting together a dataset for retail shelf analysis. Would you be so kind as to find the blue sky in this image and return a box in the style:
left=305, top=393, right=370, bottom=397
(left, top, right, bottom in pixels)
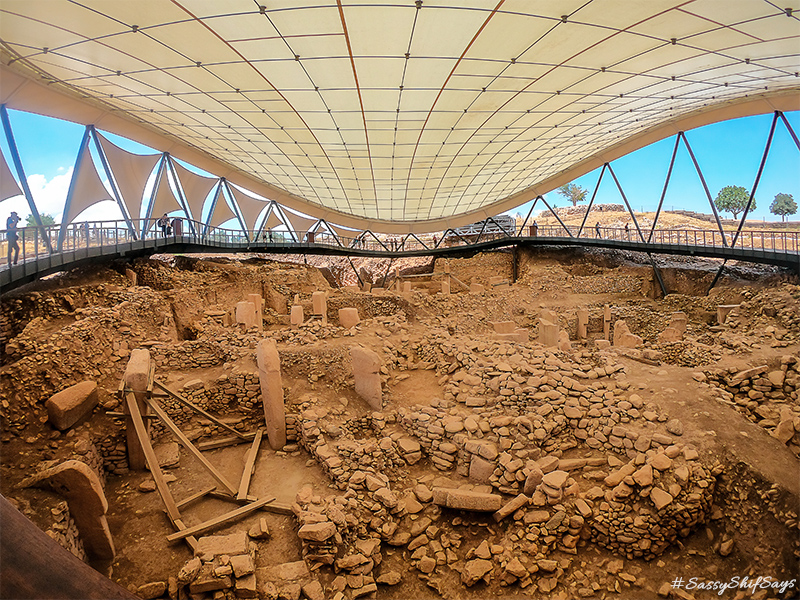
left=1, top=108, right=798, bottom=227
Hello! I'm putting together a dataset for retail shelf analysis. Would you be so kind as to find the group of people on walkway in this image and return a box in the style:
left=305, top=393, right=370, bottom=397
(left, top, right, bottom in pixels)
left=157, top=214, right=182, bottom=237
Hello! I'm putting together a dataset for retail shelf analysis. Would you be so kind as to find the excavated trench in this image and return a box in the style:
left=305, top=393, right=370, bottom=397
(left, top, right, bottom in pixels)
left=1, top=249, right=798, bottom=600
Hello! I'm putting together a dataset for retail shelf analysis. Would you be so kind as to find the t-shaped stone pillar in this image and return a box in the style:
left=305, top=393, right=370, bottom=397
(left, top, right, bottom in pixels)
left=22, top=460, right=115, bottom=564
left=256, top=338, right=286, bottom=450
left=311, top=291, right=327, bottom=324
left=247, top=294, right=264, bottom=332
left=123, top=349, right=151, bottom=470
left=235, top=301, right=257, bottom=329
left=577, top=308, right=589, bottom=339
left=350, top=346, right=383, bottom=410
left=538, top=319, right=559, bottom=347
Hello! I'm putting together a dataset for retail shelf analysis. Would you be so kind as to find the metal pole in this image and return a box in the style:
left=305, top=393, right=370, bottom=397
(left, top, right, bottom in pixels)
left=202, top=181, right=223, bottom=237
left=777, top=111, right=800, bottom=152
left=221, top=180, right=250, bottom=241
left=518, top=196, right=540, bottom=235
left=606, top=162, right=646, bottom=243
left=680, top=132, right=728, bottom=247
left=474, top=219, right=489, bottom=244
left=649, top=134, right=681, bottom=243
left=57, top=126, right=93, bottom=251
left=89, top=125, right=137, bottom=240
left=539, top=195, right=573, bottom=237
left=164, top=156, right=196, bottom=236
left=577, top=163, right=607, bottom=238
left=731, top=111, right=779, bottom=249
left=0, top=105, right=54, bottom=254
left=143, top=156, right=167, bottom=236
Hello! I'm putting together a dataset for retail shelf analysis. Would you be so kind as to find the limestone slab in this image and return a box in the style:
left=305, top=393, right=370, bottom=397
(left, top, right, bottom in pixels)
left=257, top=338, right=286, bottom=450
left=45, top=381, right=98, bottom=430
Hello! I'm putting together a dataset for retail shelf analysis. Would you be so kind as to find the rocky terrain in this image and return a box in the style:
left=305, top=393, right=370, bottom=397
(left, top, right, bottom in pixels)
left=0, top=245, right=798, bottom=600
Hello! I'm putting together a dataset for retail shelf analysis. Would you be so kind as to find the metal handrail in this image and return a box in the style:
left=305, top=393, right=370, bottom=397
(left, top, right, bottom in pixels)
left=1, top=218, right=798, bottom=271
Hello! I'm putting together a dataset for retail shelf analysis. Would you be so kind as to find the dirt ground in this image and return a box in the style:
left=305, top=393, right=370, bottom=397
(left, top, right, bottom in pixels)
left=1, top=234, right=799, bottom=600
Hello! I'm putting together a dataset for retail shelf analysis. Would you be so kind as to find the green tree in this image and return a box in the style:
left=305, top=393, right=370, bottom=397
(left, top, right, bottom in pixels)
left=714, top=185, right=753, bottom=220
left=769, top=193, right=797, bottom=222
left=557, top=183, right=588, bottom=206
left=25, top=213, right=56, bottom=227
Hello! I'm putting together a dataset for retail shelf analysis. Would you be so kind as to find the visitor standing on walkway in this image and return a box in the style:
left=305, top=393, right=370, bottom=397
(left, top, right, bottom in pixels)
left=595, top=221, right=601, bottom=238
left=6, top=211, right=20, bottom=265
left=624, top=222, right=630, bottom=239
left=157, top=213, right=169, bottom=237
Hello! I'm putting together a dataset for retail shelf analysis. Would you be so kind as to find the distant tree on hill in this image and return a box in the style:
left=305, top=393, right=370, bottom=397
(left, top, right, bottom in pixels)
left=714, top=185, right=753, bottom=220
left=557, top=183, right=588, bottom=206
left=769, top=193, right=797, bottom=222
left=25, top=213, right=56, bottom=227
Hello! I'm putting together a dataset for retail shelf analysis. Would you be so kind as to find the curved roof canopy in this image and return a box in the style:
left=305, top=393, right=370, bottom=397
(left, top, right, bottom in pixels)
left=1, top=1, right=799, bottom=232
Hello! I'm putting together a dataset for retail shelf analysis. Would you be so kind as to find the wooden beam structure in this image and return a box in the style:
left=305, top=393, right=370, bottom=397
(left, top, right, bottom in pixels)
left=145, top=397, right=238, bottom=496
left=237, top=429, right=264, bottom=501
left=153, top=381, right=248, bottom=440
left=165, top=497, right=275, bottom=542
left=124, top=392, right=198, bottom=552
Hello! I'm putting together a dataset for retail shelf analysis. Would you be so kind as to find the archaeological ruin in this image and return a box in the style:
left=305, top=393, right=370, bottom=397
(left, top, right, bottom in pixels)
left=1, top=2, right=799, bottom=598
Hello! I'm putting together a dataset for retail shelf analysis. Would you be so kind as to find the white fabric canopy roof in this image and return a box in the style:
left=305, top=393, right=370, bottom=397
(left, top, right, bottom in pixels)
left=147, top=165, right=184, bottom=226
left=227, top=184, right=268, bottom=231
left=0, top=151, right=22, bottom=203
left=97, top=133, right=161, bottom=231
left=1, top=1, right=798, bottom=232
left=170, top=159, right=218, bottom=221
left=62, top=142, right=112, bottom=225
left=207, top=185, right=238, bottom=228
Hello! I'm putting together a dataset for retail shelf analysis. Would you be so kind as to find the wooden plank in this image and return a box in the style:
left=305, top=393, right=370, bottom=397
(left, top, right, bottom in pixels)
left=153, top=381, right=247, bottom=440
left=237, top=429, right=264, bottom=501
left=175, top=486, right=216, bottom=512
left=206, top=493, right=293, bottom=516
left=106, top=412, right=157, bottom=419
left=145, top=397, right=238, bottom=496
left=123, top=392, right=198, bottom=552
left=197, top=434, right=255, bottom=451
left=165, top=497, right=274, bottom=542
left=449, top=274, right=470, bottom=290
left=146, top=362, right=156, bottom=395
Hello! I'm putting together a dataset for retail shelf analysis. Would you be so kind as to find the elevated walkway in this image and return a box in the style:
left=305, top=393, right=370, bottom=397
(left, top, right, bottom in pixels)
left=2, top=221, right=798, bottom=294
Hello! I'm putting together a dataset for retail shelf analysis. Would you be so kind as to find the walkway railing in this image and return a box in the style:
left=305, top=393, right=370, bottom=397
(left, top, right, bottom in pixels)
left=1, top=218, right=798, bottom=283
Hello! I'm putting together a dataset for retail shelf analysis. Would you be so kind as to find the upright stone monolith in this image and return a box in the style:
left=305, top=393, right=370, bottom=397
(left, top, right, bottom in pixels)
left=577, top=308, right=589, bottom=339
left=311, top=291, right=328, bottom=324
left=247, top=294, right=264, bottom=332
left=603, top=305, right=612, bottom=340
left=123, top=349, right=151, bottom=470
left=257, top=339, right=286, bottom=450
left=538, top=319, right=559, bottom=347
left=290, top=305, right=304, bottom=326
left=350, top=346, right=382, bottom=410
left=21, top=460, right=115, bottom=563
left=235, top=301, right=257, bottom=329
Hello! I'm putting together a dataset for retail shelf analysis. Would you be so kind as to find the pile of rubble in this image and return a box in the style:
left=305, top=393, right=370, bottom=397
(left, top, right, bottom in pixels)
left=703, top=357, right=800, bottom=455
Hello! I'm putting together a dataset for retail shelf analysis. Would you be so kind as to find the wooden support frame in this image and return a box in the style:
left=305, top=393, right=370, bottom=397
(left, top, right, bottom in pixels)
left=237, top=429, right=263, bottom=501
left=153, top=380, right=247, bottom=440
left=175, top=486, right=216, bottom=512
left=145, top=397, right=238, bottom=496
left=197, top=434, right=256, bottom=451
left=124, top=392, right=198, bottom=552
left=165, top=496, right=275, bottom=542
